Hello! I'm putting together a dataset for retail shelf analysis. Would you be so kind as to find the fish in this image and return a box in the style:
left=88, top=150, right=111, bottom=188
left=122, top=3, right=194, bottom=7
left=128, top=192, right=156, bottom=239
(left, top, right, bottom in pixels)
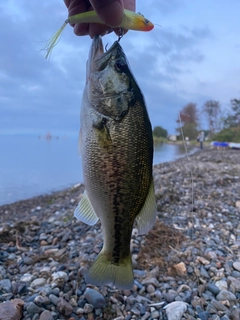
left=43, top=10, right=154, bottom=58
left=74, top=35, right=156, bottom=289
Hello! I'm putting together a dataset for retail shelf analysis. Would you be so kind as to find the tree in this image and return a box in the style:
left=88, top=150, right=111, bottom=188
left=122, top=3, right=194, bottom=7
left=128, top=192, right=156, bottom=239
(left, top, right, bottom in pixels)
left=153, top=126, right=168, bottom=138
left=230, top=98, right=240, bottom=127
left=177, top=103, right=199, bottom=125
left=181, top=122, right=198, bottom=140
left=176, top=103, right=199, bottom=140
left=223, top=98, right=240, bottom=128
left=202, top=100, right=221, bottom=135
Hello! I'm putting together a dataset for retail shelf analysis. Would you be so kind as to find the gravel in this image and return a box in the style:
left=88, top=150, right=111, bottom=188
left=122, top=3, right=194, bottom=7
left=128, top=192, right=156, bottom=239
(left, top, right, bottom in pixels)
left=0, top=147, right=240, bottom=319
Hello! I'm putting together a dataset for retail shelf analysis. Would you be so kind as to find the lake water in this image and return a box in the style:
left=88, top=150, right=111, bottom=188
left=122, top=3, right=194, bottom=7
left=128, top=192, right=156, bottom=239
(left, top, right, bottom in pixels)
left=0, top=135, right=188, bottom=206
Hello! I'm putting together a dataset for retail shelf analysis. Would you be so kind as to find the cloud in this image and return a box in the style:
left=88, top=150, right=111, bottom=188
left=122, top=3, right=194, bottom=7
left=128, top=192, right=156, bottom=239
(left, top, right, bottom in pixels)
left=1, top=1, right=240, bottom=136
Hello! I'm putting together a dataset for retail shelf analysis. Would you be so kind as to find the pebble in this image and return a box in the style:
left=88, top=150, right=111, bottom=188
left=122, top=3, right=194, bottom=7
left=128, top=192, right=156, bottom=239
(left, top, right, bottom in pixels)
left=84, top=288, right=106, bottom=308
left=232, top=261, right=240, bottom=271
left=26, top=302, right=45, bottom=315
left=164, top=301, right=188, bottom=320
left=83, top=303, right=94, bottom=313
left=216, top=290, right=237, bottom=301
left=147, top=284, right=155, bottom=293
left=200, top=266, right=210, bottom=278
left=39, top=310, right=54, bottom=320
left=0, top=279, right=12, bottom=293
left=57, top=297, right=73, bottom=316
left=198, top=311, right=210, bottom=320
left=31, top=278, right=46, bottom=288
left=49, top=294, right=60, bottom=306
left=206, top=283, right=220, bottom=295
left=230, top=308, right=240, bottom=320
left=150, top=310, right=159, bottom=318
left=20, top=273, right=33, bottom=282
left=34, top=295, right=51, bottom=306
left=215, top=280, right=228, bottom=291
left=163, top=290, right=177, bottom=303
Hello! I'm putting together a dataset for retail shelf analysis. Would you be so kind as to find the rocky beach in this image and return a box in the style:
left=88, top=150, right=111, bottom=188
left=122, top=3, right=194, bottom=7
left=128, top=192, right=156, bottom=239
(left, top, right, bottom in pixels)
left=0, top=148, right=240, bottom=320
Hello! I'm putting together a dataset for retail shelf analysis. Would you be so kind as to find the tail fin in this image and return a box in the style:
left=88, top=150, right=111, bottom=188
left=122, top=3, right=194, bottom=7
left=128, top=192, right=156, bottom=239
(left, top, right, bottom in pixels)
left=85, top=251, right=134, bottom=289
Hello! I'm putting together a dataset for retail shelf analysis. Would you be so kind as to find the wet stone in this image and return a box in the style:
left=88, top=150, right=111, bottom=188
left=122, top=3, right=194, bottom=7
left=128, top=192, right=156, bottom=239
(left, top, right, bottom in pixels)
left=39, top=310, right=54, bottom=320
left=34, top=295, right=51, bottom=306
left=230, top=308, right=240, bottom=320
left=31, top=278, right=46, bottom=289
left=206, top=283, right=220, bottom=296
left=211, top=299, right=227, bottom=311
left=215, top=280, right=228, bottom=291
left=48, top=294, right=60, bottom=306
left=200, top=266, right=210, bottom=278
left=163, top=290, right=178, bottom=303
left=198, top=311, right=210, bottom=320
left=26, top=302, right=45, bottom=315
left=83, top=303, right=94, bottom=313
left=231, top=270, right=240, bottom=278
left=150, top=310, right=159, bottom=318
left=84, top=288, right=106, bottom=308
left=0, top=279, right=12, bottom=293
left=147, top=284, right=155, bottom=294
left=0, top=266, right=6, bottom=278
left=57, top=297, right=73, bottom=317
left=233, top=261, right=240, bottom=271
left=216, top=290, right=236, bottom=301
left=7, top=253, right=16, bottom=260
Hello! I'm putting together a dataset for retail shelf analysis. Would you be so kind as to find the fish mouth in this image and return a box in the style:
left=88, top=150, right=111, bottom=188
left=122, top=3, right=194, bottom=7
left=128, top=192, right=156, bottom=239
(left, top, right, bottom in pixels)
left=89, top=36, right=105, bottom=62
left=88, top=36, right=123, bottom=72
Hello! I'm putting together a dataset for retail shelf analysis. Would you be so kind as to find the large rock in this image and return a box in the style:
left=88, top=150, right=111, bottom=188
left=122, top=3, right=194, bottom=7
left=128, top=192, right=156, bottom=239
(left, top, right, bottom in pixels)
left=0, top=299, right=24, bottom=320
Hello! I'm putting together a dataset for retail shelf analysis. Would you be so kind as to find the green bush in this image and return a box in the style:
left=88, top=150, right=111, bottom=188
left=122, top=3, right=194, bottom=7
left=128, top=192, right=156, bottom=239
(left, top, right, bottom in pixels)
left=153, top=126, right=168, bottom=138
left=212, top=127, right=240, bottom=142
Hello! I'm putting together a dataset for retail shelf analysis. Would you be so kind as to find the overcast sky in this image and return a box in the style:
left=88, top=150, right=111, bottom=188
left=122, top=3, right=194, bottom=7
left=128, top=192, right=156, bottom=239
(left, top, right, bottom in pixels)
left=1, top=0, right=240, bottom=136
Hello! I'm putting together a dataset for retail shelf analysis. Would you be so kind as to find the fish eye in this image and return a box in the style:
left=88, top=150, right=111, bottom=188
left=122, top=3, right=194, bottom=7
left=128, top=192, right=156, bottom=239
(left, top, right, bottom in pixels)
left=144, top=18, right=149, bottom=24
left=115, top=60, right=125, bottom=73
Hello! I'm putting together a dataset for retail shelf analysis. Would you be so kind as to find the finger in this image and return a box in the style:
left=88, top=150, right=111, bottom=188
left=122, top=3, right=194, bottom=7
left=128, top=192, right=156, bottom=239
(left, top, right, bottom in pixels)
left=73, top=23, right=89, bottom=36
left=123, top=0, right=135, bottom=11
left=90, top=0, right=124, bottom=27
left=89, top=24, right=112, bottom=38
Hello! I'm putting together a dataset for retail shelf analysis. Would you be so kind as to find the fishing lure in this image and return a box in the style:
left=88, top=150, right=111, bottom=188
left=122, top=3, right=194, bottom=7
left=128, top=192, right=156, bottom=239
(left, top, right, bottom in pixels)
left=43, top=9, right=154, bottom=58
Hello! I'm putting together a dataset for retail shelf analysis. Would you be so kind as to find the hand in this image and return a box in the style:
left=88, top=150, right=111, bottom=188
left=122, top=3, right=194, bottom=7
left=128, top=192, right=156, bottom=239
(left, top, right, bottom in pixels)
left=64, top=0, right=136, bottom=37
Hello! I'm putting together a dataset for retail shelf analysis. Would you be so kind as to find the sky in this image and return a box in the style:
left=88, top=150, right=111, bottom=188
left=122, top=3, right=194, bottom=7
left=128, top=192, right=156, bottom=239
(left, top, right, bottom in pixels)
left=1, top=0, right=240, bottom=136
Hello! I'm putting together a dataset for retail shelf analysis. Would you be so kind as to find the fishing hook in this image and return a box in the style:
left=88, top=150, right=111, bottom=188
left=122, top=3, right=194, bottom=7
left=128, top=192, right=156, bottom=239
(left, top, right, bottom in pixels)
left=117, top=28, right=124, bottom=42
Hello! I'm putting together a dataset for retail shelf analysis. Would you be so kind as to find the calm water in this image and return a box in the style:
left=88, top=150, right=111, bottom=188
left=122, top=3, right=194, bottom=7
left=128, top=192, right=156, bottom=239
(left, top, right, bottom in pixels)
left=0, top=135, right=188, bottom=206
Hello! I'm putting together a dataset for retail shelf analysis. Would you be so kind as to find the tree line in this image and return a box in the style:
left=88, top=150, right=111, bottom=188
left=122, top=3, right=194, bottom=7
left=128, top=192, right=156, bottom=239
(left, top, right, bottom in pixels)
left=176, top=98, right=240, bottom=142
left=152, top=97, right=240, bottom=142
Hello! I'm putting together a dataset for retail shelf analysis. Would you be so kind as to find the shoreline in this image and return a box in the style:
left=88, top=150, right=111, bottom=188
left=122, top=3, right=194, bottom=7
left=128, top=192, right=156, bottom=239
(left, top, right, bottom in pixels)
left=0, top=142, right=201, bottom=210
left=0, top=148, right=240, bottom=319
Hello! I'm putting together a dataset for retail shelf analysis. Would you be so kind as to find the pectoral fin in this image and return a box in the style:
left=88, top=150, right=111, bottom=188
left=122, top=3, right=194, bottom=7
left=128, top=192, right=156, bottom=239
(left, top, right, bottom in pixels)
left=135, top=179, right=156, bottom=235
left=74, top=191, right=99, bottom=225
left=93, top=116, right=112, bottom=149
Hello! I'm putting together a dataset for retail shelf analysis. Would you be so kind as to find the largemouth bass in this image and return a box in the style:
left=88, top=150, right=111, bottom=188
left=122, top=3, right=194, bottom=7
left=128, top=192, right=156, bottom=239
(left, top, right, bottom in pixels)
left=75, top=36, right=156, bottom=289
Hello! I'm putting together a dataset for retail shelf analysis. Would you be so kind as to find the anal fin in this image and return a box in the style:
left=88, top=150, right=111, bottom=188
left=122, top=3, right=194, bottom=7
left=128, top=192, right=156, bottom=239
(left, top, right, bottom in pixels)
left=135, top=178, right=156, bottom=235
